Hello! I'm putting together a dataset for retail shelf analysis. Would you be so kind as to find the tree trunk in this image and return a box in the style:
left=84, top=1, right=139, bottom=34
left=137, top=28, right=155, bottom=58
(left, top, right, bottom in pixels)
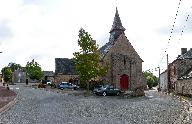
left=86, top=81, right=89, bottom=93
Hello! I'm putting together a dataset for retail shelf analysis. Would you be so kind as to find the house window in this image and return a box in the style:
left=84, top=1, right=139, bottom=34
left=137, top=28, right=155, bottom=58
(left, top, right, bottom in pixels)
left=174, top=66, right=176, bottom=75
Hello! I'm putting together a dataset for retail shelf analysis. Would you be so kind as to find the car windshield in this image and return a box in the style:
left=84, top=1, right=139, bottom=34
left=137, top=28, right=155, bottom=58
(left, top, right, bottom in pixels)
left=102, top=84, right=110, bottom=89
left=95, top=85, right=102, bottom=89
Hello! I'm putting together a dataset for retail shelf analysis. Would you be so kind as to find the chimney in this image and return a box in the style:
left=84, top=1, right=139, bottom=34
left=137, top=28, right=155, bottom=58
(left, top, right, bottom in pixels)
left=181, top=48, right=187, bottom=55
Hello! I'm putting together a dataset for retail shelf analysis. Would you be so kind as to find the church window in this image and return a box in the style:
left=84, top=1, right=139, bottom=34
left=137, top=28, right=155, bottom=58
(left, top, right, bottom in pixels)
left=124, top=56, right=126, bottom=65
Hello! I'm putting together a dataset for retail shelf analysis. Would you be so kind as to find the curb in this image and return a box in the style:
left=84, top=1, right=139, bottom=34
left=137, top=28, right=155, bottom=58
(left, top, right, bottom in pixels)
left=0, top=95, right=18, bottom=115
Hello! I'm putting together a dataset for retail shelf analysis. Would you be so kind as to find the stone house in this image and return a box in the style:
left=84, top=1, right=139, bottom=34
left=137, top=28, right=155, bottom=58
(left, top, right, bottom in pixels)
left=54, top=58, right=79, bottom=85
left=168, top=48, right=192, bottom=93
left=99, top=8, right=147, bottom=91
left=159, top=70, right=168, bottom=92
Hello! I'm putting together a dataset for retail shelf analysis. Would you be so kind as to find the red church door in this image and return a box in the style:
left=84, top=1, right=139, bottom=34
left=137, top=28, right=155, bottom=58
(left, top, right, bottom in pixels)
left=120, top=74, right=128, bottom=90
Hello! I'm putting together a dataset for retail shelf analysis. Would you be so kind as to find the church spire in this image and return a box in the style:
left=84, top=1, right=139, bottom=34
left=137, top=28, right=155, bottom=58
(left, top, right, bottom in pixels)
left=109, top=7, right=125, bottom=44
left=110, top=7, right=125, bottom=33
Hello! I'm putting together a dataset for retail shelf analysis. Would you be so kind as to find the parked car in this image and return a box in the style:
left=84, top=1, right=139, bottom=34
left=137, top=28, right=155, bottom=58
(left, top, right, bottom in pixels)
left=95, top=85, right=121, bottom=96
left=93, top=85, right=103, bottom=94
left=57, top=82, right=79, bottom=90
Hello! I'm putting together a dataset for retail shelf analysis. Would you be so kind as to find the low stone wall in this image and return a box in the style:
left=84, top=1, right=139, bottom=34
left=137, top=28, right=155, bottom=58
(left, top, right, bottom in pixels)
left=176, top=78, right=192, bottom=96
left=54, top=74, right=79, bottom=85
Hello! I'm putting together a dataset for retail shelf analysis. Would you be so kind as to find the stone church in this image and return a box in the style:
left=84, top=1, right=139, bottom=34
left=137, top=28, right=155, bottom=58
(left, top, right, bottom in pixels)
left=100, top=8, right=146, bottom=91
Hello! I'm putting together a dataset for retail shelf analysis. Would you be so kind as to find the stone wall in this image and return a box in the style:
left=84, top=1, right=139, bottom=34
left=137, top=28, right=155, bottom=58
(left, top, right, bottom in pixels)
left=54, top=74, right=79, bottom=85
left=176, top=78, right=192, bottom=95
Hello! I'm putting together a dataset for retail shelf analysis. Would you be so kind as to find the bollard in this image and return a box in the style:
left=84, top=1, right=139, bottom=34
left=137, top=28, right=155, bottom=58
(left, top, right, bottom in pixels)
left=7, top=84, right=9, bottom=90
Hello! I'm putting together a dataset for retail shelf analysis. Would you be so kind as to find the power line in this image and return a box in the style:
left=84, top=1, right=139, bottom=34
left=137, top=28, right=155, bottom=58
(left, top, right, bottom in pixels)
left=158, top=0, right=183, bottom=70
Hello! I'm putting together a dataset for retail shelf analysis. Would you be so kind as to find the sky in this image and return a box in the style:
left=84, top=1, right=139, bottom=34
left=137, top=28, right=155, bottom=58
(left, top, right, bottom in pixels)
left=0, top=0, right=192, bottom=75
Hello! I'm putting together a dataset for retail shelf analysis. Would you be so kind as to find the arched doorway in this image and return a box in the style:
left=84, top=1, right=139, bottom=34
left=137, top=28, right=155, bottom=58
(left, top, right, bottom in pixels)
left=120, top=74, right=128, bottom=90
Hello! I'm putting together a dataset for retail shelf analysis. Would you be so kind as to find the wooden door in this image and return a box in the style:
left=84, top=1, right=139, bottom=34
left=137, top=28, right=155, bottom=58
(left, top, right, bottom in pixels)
left=120, top=74, right=128, bottom=90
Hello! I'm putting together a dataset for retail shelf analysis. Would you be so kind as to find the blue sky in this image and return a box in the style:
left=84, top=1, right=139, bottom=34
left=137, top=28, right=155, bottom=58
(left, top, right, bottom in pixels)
left=0, top=0, right=192, bottom=75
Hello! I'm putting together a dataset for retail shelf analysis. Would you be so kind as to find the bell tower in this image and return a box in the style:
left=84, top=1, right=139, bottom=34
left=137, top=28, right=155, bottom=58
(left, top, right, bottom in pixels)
left=109, top=7, right=126, bottom=44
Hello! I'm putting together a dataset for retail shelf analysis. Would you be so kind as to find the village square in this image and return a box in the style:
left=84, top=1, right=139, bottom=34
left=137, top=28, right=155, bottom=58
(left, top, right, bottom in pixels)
left=1, top=0, right=192, bottom=124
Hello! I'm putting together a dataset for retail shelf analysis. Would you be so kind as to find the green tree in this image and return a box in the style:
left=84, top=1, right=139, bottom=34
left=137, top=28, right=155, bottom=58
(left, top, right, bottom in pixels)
left=73, top=28, right=107, bottom=92
left=8, top=62, right=21, bottom=72
left=143, top=71, right=159, bottom=89
left=1, top=66, right=12, bottom=83
left=25, top=59, right=43, bottom=80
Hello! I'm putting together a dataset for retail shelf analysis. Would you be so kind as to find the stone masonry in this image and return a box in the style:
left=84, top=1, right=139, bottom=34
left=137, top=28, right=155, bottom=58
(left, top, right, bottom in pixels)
left=176, top=78, right=192, bottom=96
left=169, top=48, right=192, bottom=92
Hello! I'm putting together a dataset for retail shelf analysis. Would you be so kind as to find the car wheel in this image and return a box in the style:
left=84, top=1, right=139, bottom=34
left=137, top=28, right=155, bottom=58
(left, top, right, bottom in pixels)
left=117, top=92, right=120, bottom=96
left=103, top=92, right=107, bottom=96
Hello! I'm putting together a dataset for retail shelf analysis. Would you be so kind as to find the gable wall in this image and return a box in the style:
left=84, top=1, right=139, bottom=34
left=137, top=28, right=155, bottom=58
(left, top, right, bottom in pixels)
left=103, top=34, right=146, bottom=90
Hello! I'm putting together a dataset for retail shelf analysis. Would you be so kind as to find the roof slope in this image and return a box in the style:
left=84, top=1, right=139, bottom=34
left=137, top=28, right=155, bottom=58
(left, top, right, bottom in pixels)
left=178, top=49, right=192, bottom=59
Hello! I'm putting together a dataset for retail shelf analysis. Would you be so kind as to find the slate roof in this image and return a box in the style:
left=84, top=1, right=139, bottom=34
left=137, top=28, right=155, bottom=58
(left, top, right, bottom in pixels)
left=110, top=7, right=125, bottom=33
left=99, top=8, right=125, bottom=58
left=43, top=71, right=54, bottom=77
left=99, top=41, right=113, bottom=58
left=55, top=58, right=77, bottom=75
left=179, top=67, right=192, bottom=79
left=178, top=49, right=192, bottom=59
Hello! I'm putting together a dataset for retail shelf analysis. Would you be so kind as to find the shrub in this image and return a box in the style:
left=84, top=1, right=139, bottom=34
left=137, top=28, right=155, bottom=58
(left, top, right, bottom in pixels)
left=38, top=83, right=46, bottom=88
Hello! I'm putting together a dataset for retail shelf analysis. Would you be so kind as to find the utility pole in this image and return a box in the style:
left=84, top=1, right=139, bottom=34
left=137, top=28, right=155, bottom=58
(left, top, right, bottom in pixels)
left=167, top=54, right=169, bottom=92
left=158, top=66, right=160, bottom=92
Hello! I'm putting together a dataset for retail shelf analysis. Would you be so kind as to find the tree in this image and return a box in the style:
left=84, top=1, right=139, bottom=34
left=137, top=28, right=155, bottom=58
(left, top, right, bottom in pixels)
left=73, top=28, right=107, bottom=92
left=1, top=62, right=21, bottom=84
left=8, top=62, right=21, bottom=72
left=25, top=59, right=43, bottom=80
left=143, top=71, right=159, bottom=89
left=1, top=66, right=12, bottom=83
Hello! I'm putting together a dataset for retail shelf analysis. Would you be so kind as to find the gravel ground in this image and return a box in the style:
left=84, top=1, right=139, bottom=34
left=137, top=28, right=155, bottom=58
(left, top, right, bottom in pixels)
left=0, top=86, right=16, bottom=109
left=0, top=84, right=186, bottom=124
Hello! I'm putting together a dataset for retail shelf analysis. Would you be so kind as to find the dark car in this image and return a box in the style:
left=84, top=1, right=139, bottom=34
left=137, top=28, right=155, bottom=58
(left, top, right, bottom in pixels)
left=95, top=85, right=121, bottom=96
left=57, top=82, right=79, bottom=90
left=93, top=85, right=103, bottom=94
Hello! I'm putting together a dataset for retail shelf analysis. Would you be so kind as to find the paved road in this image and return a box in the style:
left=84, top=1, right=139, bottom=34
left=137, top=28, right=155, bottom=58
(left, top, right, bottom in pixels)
left=0, top=84, right=186, bottom=124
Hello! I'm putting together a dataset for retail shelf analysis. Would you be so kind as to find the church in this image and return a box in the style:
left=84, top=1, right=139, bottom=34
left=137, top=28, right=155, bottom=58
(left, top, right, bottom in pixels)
left=99, top=8, right=147, bottom=91
left=54, top=8, right=147, bottom=91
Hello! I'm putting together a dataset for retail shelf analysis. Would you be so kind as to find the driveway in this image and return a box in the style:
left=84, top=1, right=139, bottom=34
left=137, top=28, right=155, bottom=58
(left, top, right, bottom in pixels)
left=0, top=84, right=187, bottom=124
